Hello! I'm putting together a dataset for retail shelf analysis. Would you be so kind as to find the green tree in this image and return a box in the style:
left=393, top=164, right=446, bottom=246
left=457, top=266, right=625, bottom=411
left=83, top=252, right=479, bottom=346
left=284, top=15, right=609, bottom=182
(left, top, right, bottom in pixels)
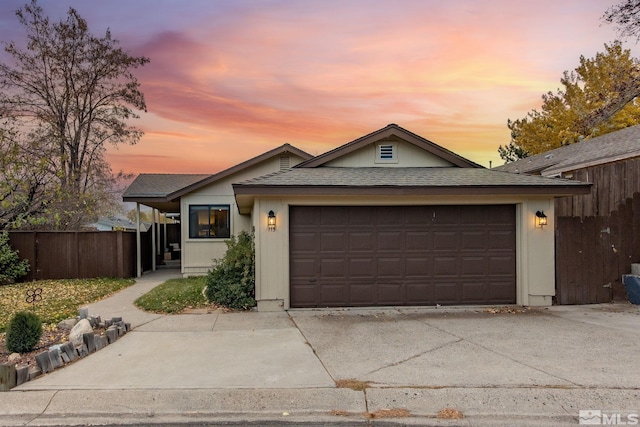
left=499, top=42, right=640, bottom=161
left=0, top=0, right=148, bottom=229
left=0, top=232, right=30, bottom=285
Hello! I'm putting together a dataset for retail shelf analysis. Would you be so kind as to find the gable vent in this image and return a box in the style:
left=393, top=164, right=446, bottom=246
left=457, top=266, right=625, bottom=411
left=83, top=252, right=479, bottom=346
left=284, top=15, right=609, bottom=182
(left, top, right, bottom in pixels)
left=279, top=156, right=290, bottom=170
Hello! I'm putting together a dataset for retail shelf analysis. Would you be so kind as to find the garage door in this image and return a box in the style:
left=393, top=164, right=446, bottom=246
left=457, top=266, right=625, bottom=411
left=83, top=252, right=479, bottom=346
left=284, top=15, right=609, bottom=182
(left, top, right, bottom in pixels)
left=290, top=205, right=516, bottom=307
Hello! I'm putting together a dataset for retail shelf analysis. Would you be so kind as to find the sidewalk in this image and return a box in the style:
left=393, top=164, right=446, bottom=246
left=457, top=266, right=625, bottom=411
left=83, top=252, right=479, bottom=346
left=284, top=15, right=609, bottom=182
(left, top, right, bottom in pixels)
left=1, top=270, right=639, bottom=426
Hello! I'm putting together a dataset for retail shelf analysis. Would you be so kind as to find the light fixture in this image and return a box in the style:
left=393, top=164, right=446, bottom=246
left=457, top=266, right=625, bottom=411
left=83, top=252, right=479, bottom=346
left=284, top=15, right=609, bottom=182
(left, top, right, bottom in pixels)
left=267, top=210, right=276, bottom=231
left=535, top=210, right=548, bottom=228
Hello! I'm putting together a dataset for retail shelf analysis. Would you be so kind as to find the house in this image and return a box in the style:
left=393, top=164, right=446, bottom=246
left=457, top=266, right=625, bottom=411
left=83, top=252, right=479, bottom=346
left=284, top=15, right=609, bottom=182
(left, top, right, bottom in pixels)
left=124, top=124, right=590, bottom=310
left=494, top=125, right=640, bottom=304
left=493, top=124, right=640, bottom=217
left=84, top=216, right=148, bottom=232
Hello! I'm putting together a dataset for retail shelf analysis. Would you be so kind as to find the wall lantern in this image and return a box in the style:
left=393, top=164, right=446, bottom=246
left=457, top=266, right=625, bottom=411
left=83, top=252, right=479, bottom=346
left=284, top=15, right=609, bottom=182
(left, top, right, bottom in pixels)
left=267, top=210, right=276, bottom=231
left=535, top=210, right=548, bottom=228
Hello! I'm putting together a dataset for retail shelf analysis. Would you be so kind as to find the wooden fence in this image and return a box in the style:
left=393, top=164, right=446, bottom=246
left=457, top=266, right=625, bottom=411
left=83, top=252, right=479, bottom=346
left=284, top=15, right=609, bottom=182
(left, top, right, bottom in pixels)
left=8, top=231, right=142, bottom=281
left=555, top=193, right=640, bottom=304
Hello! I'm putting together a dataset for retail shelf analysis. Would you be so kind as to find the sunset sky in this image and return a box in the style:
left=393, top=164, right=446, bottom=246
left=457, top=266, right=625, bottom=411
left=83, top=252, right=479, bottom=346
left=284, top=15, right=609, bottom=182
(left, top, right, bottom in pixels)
left=0, top=0, right=633, bottom=174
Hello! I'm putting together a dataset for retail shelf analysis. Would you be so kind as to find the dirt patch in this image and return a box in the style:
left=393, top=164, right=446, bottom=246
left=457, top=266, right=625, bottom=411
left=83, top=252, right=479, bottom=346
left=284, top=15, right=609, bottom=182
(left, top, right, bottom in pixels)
left=437, top=407, right=464, bottom=419
left=335, top=378, right=372, bottom=391
left=367, top=408, right=411, bottom=418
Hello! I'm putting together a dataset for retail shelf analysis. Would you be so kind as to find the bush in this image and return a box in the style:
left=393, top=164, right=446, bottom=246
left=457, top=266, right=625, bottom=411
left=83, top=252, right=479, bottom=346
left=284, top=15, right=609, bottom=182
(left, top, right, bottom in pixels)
left=205, top=230, right=256, bottom=310
left=0, top=232, right=30, bottom=285
left=6, top=311, right=42, bottom=353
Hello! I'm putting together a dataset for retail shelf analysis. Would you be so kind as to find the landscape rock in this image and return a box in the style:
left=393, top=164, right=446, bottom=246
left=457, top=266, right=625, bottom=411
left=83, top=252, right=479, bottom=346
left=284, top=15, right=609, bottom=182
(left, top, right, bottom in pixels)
left=7, top=353, right=20, bottom=363
left=57, top=318, right=78, bottom=330
left=69, top=319, right=93, bottom=347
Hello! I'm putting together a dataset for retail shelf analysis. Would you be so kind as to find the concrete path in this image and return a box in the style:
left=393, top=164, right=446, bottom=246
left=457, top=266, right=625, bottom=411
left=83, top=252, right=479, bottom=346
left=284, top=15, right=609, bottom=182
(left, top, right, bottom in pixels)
left=2, top=270, right=640, bottom=426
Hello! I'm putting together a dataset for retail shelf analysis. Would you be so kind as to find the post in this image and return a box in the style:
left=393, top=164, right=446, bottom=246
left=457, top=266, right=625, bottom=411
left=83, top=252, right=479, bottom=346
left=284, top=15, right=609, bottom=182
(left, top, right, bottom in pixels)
left=151, top=208, right=156, bottom=271
left=136, top=202, right=142, bottom=278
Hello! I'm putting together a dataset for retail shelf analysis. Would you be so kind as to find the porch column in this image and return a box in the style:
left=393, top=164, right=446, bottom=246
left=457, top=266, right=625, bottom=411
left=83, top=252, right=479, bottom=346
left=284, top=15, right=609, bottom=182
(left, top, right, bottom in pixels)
left=151, top=208, right=157, bottom=271
left=136, top=202, right=142, bottom=278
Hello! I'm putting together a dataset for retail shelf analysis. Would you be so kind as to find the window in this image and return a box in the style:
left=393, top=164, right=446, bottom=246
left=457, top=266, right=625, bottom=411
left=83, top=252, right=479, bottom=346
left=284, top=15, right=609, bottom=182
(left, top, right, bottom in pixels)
left=189, top=205, right=230, bottom=238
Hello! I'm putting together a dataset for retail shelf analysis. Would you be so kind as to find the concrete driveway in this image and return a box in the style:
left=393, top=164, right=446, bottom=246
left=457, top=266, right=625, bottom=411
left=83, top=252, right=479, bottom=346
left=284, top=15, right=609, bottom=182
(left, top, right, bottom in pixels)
left=6, top=270, right=640, bottom=425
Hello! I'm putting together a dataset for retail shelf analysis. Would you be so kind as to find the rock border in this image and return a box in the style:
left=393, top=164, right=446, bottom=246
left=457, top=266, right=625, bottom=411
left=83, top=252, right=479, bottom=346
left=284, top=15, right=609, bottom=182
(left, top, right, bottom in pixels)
left=0, top=308, right=129, bottom=391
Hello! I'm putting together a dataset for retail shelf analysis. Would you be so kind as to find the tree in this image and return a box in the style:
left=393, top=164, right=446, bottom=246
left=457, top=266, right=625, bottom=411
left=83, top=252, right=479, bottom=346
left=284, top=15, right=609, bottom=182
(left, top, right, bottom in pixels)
left=603, top=0, right=640, bottom=42
left=0, top=0, right=148, bottom=229
left=499, top=42, right=640, bottom=161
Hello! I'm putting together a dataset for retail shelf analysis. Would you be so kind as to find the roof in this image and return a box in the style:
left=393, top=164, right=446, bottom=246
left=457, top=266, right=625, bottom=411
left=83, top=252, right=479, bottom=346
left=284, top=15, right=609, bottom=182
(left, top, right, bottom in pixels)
left=233, top=167, right=591, bottom=212
left=123, top=144, right=312, bottom=212
left=297, top=123, right=483, bottom=168
left=493, top=124, right=640, bottom=176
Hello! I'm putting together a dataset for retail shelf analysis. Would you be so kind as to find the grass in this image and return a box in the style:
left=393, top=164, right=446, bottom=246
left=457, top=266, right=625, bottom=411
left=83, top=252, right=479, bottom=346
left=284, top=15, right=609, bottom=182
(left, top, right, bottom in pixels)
left=134, top=276, right=209, bottom=313
left=0, top=278, right=135, bottom=332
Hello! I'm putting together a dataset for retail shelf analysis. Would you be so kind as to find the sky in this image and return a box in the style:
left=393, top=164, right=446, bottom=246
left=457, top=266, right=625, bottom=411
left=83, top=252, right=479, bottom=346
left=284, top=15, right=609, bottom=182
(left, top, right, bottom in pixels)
left=0, top=0, right=633, bottom=174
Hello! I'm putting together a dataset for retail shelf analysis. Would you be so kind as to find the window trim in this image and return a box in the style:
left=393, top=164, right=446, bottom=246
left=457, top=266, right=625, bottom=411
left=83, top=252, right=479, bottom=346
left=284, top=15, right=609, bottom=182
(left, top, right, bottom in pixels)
left=188, top=204, right=231, bottom=239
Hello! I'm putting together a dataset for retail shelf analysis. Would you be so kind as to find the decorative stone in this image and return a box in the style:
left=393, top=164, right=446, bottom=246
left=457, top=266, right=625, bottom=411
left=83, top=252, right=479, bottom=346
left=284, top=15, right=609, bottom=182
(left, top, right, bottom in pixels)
left=111, top=316, right=122, bottom=323
left=0, top=363, right=17, bottom=391
left=124, top=323, right=131, bottom=332
left=106, top=326, right=118, bottom=344
left=83, top=333, right=96, bottom=353
left=60, top=353, right=70, bottom=363
left=57, top=318, right=78, bottom=330
left=96, top=336, right=108, bottom=350
left=104, top=319, right=112, bottom=328
left=28, top=366, right=42, bottom=380
left=35, top=352, right=53, bottom=374
left=48, top=349, right=63, bottom=369
left=15, top=365, right=29, bottom=386
left=78, top=307, right=89, bottom=319
left=61, top=342, right=77, bottom=362
left=77, top=344, right=89, bottom=358
left=7, top=353, right=20, bottom=363
left=69, top=319, right=93, bottom=347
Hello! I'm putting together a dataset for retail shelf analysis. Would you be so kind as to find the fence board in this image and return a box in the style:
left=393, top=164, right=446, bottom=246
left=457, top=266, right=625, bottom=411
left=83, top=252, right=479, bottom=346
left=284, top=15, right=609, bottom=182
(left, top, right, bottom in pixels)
left=556, top=194, right=640, bottom=304
left=7, top=231, right=139, bottom=280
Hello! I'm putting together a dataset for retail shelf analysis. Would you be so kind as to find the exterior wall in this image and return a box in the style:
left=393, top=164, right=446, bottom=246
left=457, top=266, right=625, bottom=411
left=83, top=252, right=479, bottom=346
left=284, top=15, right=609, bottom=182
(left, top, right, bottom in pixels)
left=324, top=140, right=454, bottom=167
left=555, top=157, right=640, bottom=217
left=253, top=195, right=556, bottom=311
left=180, top=154, right=305, bottom=276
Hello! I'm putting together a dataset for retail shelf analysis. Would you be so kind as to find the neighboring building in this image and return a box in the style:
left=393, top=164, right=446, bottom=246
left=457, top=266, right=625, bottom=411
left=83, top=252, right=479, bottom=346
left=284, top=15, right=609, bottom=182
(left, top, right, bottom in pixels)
left=494, top=125, right=640, bottom=304
left=494, top=124, right=640, bottom=217
left=124, top=124, right=590, bottom=310
left=84, top=216, right=150, bottom=232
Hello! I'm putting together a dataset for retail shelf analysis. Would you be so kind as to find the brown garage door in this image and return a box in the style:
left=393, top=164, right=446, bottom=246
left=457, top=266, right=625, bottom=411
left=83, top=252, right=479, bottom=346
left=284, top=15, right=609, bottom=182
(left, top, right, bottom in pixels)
left=290, top=205, right=516, bottom=307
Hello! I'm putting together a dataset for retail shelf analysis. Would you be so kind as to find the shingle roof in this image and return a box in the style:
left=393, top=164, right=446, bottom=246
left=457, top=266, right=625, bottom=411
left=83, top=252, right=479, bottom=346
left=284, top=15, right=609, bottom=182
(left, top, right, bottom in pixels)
left=235, top=167, right=589, bottom=191
left=123, top=174, right=211, bottom=199
left=493, top=125, right=640, bottom=176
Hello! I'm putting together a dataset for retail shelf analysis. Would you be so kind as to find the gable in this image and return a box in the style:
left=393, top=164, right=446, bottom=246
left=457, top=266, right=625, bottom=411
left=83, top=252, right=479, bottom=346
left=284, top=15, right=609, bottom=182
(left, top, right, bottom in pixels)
left=323, top=135, right=455, bottom=167
left=299, top=124, right=481, bottom=168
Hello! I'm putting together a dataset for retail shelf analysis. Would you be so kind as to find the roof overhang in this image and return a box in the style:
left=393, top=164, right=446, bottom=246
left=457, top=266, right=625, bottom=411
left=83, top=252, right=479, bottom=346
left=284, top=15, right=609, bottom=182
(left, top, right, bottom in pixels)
left=233, top=183, right=592, bottom=214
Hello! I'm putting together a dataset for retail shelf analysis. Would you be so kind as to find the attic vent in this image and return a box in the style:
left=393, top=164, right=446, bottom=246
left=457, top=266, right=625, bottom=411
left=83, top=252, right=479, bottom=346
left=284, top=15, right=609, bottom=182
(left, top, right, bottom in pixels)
left=376, top=143, right=397, bottom=163
left=279, top=156, right=290, bottom=170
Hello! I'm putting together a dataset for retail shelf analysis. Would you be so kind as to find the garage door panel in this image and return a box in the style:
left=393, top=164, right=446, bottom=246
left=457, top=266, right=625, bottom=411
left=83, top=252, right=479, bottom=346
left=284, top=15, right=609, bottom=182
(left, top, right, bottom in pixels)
left=378, top=257, right=404, bottom=276
left=290, top=258, right=316, bottom=277
left=461, top=231, right=486, bottom=251
left=378, top=232, right=403, bottom=251
left=349, top=232, right=375, bottom=251
left=433, top=231, right=457, bottom=250
left=320, top=233, right=346, bottom=252
left=349, top=258, right=375, bottom=278
left=290, top=205, right=516, bottom=308
left=378, top=282, right=405, bottom=305
left=290, top=232, right=316, bottom=252
left=460, top=256, right=487, bottom=276
left=320, top=258, right=347, bottom=278
left=321, top=283, right=348, bottom=305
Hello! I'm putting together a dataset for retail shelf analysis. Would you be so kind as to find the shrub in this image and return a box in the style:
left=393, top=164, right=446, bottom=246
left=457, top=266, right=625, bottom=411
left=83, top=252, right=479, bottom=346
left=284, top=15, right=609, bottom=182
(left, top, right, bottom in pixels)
left=205, top=230, right=256, bottom=310
left=6, top=311, right=42, bottom=353
left=0, top=232, right=30, bottom=285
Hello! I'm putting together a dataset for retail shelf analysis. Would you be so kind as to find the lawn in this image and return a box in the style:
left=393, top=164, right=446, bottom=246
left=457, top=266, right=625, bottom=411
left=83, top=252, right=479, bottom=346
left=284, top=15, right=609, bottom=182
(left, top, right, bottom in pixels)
left=0, top=277, right=135, bottom=332
left=134, top=276, right=209, bottom=313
